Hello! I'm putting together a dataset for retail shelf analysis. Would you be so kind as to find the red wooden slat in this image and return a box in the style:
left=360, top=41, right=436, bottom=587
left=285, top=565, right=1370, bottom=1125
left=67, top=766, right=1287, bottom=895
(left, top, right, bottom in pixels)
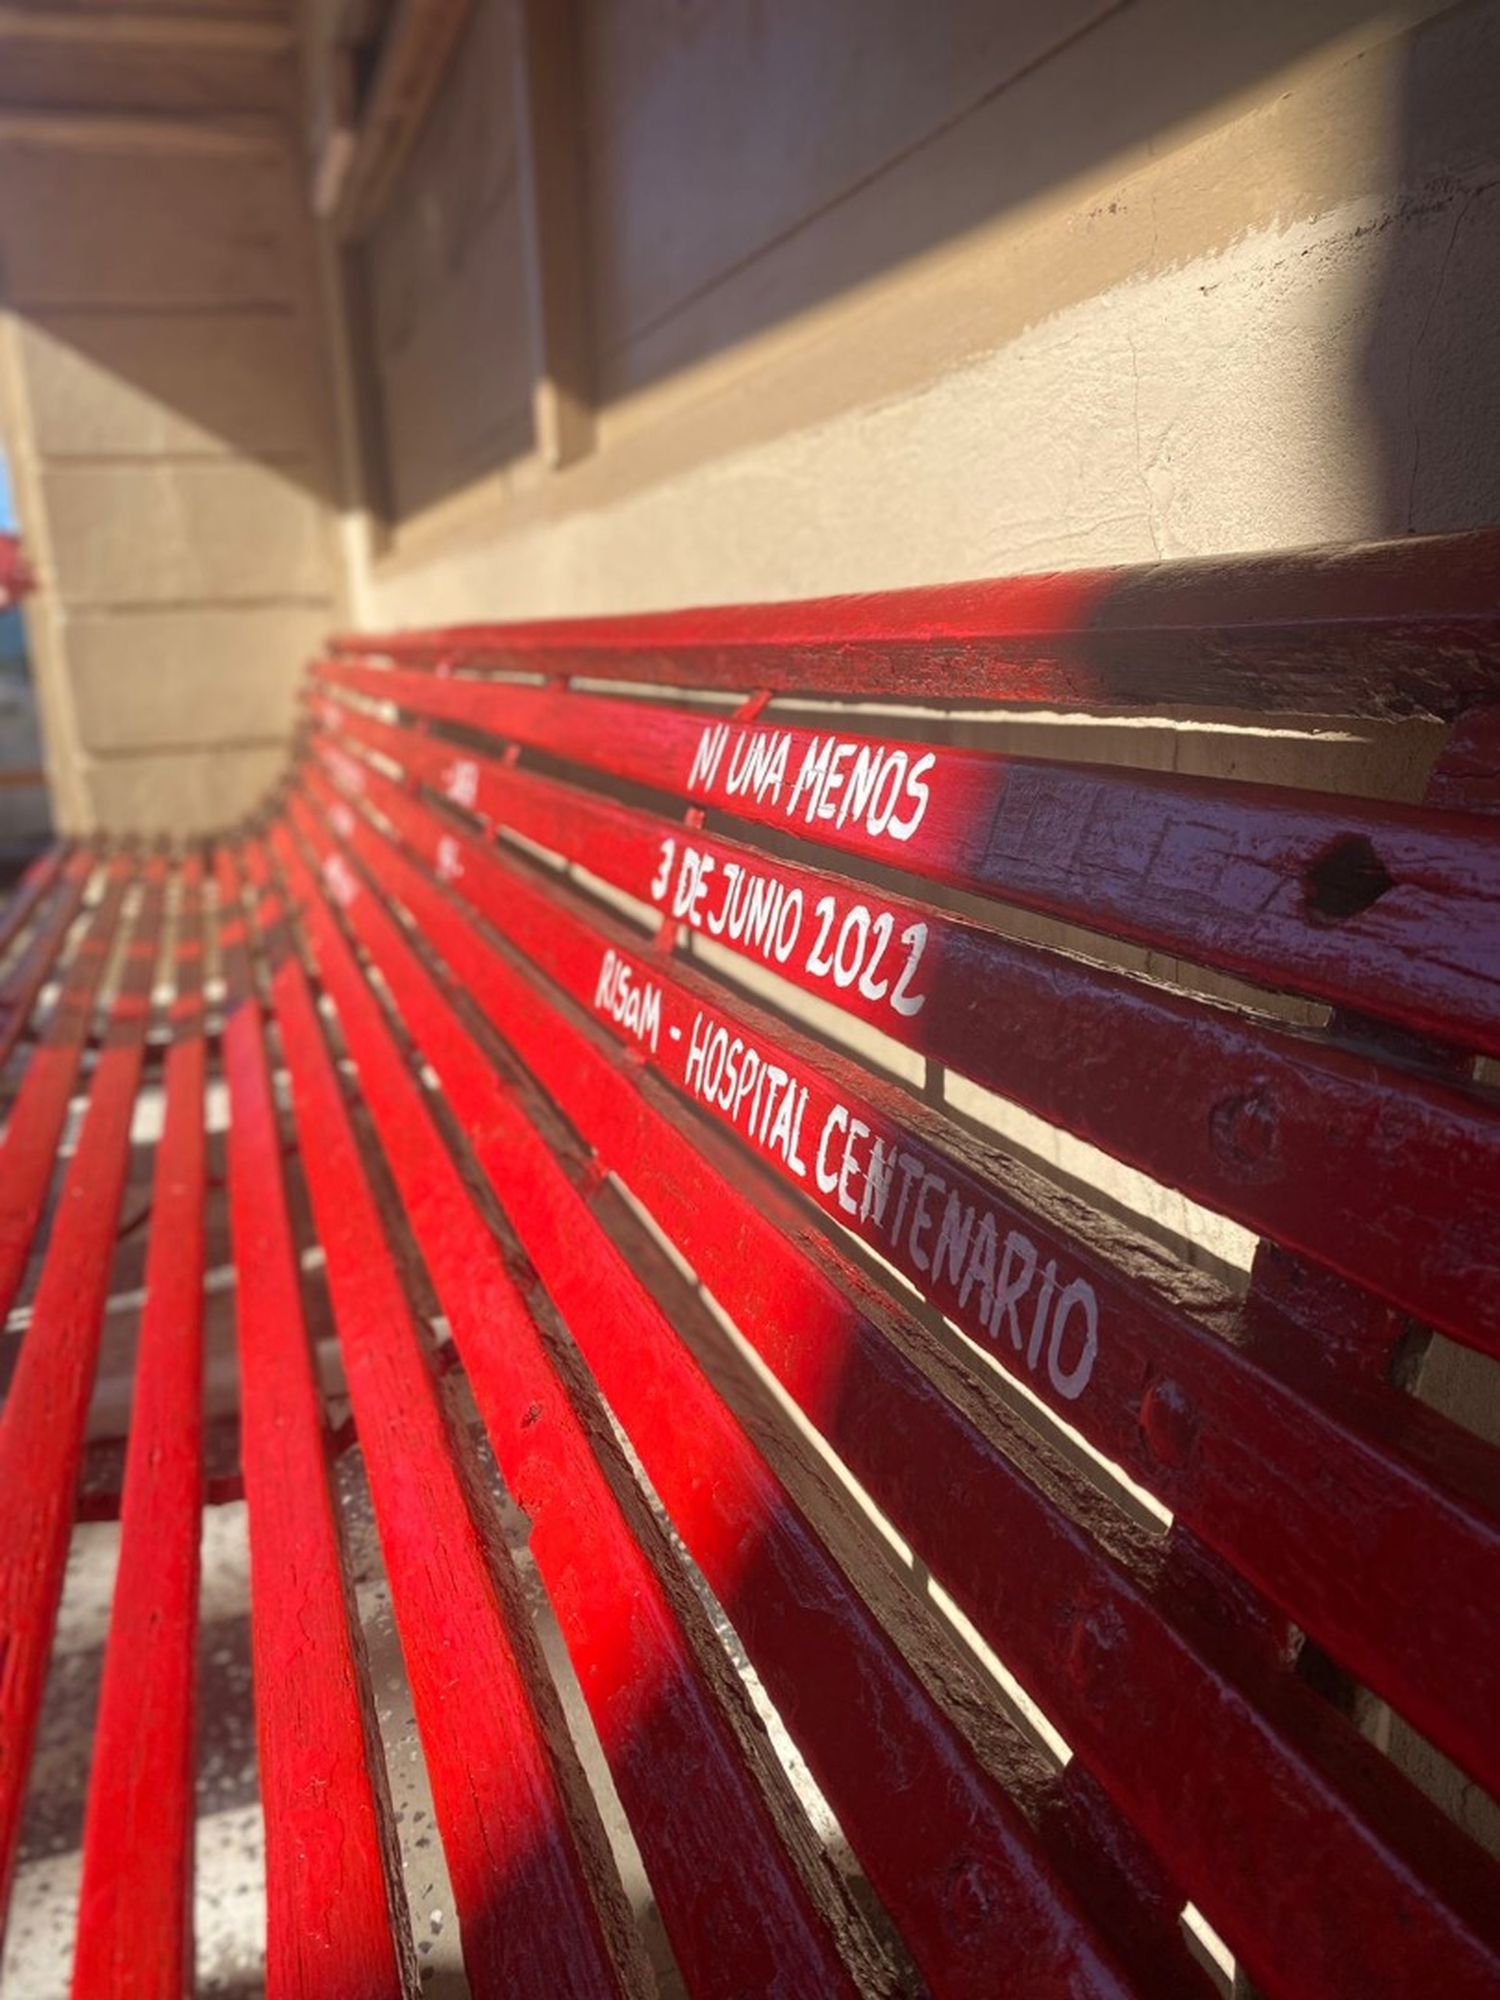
left=305, top=753, right=1500, bottom=1803
left=0, top=845, right=67, bottom=967
left=213, top=848, right=416, bottom=2000
left=311, top=709, right=1500, bottom=1362
left=314, top=660, right=1500, bottom=1060
left=298, top=781, right=1500, bottom=2000
left=327, top=527, right=1500, bottom=718
left=0, top=848, right=94, bottom=1076
left=238, top=841, right=643, bottom=2000
left=287, top=798, right=1150, bottom=2000
left=266, top=821, right=884, bottom=1999
left=0, top=857, right=128, bottom=1328
left=73, top=858, right=207, bottom=1999
left=0, top=857, right=165, bottom=1925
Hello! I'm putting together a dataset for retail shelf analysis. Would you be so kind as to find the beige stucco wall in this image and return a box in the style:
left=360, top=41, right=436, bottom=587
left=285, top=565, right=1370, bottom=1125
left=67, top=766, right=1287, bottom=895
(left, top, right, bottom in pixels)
left=0, top=4, right=343, bottom=835
left=350, top=0, right=1499, bottom=626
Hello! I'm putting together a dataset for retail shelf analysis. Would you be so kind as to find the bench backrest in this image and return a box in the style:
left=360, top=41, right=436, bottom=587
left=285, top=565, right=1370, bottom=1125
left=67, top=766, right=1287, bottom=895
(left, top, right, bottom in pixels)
left=303, top=532, right=1500, bottom=1995
left=0, top=530, right=1497, bottom=1996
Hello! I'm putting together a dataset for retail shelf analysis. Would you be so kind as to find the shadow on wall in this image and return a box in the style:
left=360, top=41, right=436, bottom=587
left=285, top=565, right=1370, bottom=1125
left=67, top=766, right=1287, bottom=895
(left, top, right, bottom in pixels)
left=348, top=0, right=1500, bottom=535
left=1360, top=3, right=1500, bottom=533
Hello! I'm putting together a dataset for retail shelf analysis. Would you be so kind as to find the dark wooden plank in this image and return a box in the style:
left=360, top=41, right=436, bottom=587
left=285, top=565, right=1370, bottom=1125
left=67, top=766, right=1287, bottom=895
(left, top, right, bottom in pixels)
left=333, top=0, right=473, bottom=236
left=512, top=0, right=594, bottom=467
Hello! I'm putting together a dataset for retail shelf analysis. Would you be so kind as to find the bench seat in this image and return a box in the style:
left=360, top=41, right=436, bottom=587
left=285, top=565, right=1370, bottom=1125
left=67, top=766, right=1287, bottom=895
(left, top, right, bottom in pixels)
left=1, top=530, right=1498, bottom=1996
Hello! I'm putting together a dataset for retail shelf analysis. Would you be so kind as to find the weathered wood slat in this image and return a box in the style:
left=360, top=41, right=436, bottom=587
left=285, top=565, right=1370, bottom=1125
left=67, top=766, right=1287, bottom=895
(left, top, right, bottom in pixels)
left=240, top=842, right=647, bottom=2000
left=327, top=527, right=1500, bottom=719
left=0, top=861, right=164, bottom=1923
left=73, top=859, right=207, bottom=1997
left=0, top=847, right=94, bottom=1076
left=296, top=780, right=1500, bottom=2000
left=313, top=661, right=1500, bottom=1059
left=0, top=844, right=66, bottom=968
left=214, top=849, right=417, bottom=2000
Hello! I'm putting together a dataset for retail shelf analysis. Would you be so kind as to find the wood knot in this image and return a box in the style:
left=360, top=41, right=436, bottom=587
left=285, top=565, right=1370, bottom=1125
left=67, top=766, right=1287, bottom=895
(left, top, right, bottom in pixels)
left=1303, top=833, right=1394, bottom=923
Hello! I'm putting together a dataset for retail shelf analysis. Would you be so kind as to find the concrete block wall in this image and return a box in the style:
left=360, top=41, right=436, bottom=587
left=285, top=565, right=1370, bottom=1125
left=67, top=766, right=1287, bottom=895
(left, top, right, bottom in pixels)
left=0, top=0, right=343, bottom=835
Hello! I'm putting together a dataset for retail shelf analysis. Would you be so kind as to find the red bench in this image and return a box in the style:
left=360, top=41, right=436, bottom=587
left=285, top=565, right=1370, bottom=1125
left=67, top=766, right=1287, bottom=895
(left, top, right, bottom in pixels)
left=0, top=534, right=30, bottom=612
left=0, top=530, right=1497, bottom=1996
